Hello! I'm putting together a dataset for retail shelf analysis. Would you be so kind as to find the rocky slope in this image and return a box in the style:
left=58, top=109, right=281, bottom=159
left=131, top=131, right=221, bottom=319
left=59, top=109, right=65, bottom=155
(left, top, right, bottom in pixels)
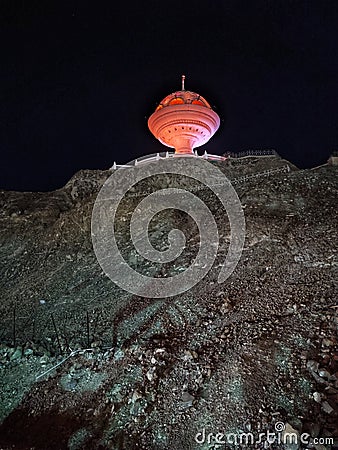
left=0, top=155, right=337, bottom=450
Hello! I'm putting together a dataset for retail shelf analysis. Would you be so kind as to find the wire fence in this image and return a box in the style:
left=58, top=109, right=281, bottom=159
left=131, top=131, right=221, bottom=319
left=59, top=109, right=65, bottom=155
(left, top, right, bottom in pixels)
left=1, top=303, right=117, bottom=355
left=223, top=149, right=278, bottom=158
left=230, top=164, right=290, bottom=184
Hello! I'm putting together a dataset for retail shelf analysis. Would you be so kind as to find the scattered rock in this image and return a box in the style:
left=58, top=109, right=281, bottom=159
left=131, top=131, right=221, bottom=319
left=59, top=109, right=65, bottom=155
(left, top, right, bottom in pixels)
left=307, top=360, right=319, bottom=372
left=318, top=369, right=331, bottom=379
left=313, top=392, right=321, bottom=403
left=23, top=348, right=33, bottom=357
left=113, top=349, right=124, bottom=361
left=10, top=348, right=22, bottom=361
left=180, top=392, right=195, bottom=408
left=39, top=355, right=49, bottom=366
left=321, top=401, right=334, bottom=414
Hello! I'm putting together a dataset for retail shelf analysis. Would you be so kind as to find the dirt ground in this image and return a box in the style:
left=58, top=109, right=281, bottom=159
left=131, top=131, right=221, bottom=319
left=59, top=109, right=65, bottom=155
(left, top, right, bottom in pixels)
left=0, top=156, right=337, bottom=449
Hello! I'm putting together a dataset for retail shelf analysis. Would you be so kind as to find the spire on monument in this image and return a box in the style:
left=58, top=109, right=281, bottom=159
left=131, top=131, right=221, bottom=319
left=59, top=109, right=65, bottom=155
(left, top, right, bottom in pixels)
left=181, top=74, right=186, bottom=91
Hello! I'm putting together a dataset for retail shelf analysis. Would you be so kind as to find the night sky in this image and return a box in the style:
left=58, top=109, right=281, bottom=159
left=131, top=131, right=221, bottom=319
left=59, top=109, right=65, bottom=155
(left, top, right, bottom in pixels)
left=1, top=0, right=338, bottom=192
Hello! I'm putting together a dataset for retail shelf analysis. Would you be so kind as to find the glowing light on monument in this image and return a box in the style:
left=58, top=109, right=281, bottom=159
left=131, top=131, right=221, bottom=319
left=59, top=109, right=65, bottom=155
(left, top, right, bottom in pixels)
left=148, top=76, right=220, bottom=155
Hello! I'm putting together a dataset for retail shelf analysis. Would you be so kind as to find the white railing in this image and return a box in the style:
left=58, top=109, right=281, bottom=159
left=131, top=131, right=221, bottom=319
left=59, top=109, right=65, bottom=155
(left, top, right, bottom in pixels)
left=110, top=151, right=228, bottom=170
left=110, top=149, right=280, bottom=170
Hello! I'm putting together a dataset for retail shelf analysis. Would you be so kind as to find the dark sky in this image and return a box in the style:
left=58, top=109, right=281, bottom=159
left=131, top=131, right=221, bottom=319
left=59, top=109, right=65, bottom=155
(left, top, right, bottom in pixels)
left=1, top=0, right=338, bottom=191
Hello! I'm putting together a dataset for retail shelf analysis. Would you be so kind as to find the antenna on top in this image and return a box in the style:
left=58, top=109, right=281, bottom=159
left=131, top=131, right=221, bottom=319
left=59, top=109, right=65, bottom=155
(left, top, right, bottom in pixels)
left=181, top=74, right=186, bottom=90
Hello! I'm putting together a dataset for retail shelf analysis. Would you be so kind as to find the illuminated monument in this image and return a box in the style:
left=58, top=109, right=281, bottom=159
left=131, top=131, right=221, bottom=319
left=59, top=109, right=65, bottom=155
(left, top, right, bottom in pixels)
left=148, top=76, right=220, bottom=155
left=110, top=76, right=225, bottom=169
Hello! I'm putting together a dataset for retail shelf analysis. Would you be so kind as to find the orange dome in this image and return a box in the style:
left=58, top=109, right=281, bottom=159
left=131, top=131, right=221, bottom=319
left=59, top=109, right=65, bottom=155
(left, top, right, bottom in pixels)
left=155, top=90, right=212, bottom=111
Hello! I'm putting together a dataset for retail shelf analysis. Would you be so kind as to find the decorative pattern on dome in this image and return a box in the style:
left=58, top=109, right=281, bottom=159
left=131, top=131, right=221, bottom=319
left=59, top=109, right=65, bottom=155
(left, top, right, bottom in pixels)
left=148, top=76, right=220, bottom=155
left=155, top=90, right=212, bottom=111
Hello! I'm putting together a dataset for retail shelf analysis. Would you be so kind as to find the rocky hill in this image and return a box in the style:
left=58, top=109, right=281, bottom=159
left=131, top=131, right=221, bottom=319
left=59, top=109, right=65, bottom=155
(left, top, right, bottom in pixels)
left=0, top=155, right=337, bottom=450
